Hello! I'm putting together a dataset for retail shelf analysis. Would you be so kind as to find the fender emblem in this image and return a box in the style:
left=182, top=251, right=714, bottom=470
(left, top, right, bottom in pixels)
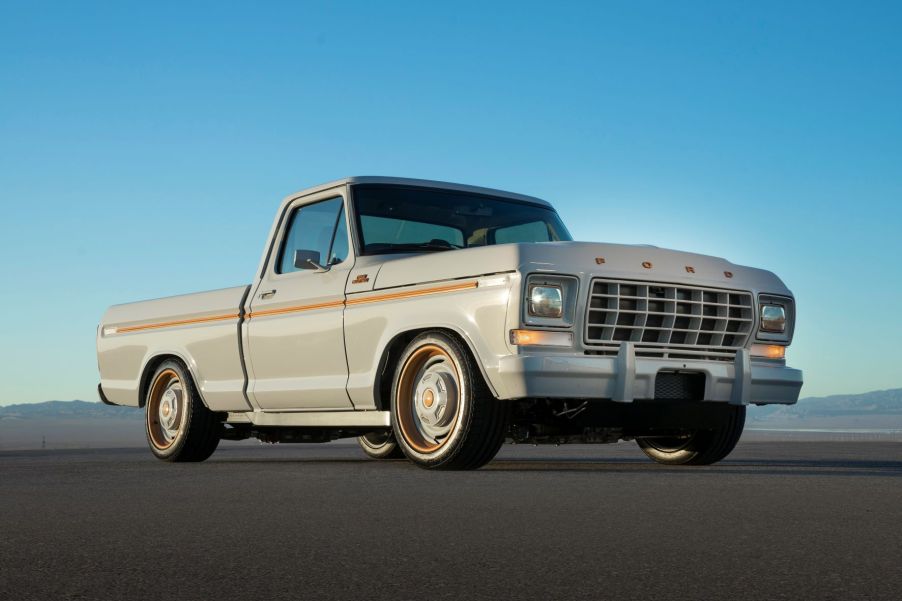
left=352, top=274, right=370, bottom=284
left=642, top=261, right=653, bottom=269
left=724, top=271, right=733, bottom=279
left=685, top=266, right=695, bottom=273
left=595, top=257, right=606, bottom=265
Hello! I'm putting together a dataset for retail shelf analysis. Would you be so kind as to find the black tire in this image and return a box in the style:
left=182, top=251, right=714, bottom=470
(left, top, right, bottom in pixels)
left=357, top=431, right=405, bottom=459
left=390, top=331, right=508, bottom=470
left=144, top=360, right=221, bottom=462
left=636, top=405, right=746, bottom=466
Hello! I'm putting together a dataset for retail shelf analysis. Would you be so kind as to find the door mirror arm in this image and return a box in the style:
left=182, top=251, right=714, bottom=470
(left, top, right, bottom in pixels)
left=293, top=249, right=330, bottom=273
left=307, top=259, right=330, bottom=273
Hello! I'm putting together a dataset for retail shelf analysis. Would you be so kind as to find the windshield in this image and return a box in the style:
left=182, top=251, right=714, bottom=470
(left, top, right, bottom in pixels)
left=353, top=185, right=572, bottom=255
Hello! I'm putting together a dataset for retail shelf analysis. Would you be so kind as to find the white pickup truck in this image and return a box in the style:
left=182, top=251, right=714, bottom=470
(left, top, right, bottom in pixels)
left=97, top=176, right=802, bottom=469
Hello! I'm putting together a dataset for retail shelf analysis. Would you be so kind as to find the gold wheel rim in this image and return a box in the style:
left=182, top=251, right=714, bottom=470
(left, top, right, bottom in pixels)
left=646, top=434, right=694, bottom=453
left=396, top=344, right=462, bottom=454
left=146, top=369, right=185, bottom=450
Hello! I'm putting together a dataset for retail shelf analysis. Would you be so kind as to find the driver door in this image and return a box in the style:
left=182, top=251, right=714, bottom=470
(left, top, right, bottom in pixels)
left=245, top=193, right=354, bottom=410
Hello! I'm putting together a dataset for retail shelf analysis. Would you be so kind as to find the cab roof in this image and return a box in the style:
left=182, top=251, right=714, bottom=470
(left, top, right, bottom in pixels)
left=282, top=176, right=554, bottom=209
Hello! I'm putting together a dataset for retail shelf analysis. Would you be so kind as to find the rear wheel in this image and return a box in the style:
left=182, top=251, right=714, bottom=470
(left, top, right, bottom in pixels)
left=636, top=405, right=746, bottom=466
left=145, top=360, right=221, bottom=462
left=391, top=332, right=507, bottom=470
left=357, top=431, right=404, bottom=459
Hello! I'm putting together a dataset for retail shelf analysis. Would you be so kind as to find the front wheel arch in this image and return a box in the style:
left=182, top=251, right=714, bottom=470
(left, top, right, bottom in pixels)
left=373, top=326, right=497, bottom=411
left=389, top=330, right=508, bottom=470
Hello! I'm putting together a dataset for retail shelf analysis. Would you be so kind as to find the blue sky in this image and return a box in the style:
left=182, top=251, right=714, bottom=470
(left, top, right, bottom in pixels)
left=1, top=1, right=900, bottom=404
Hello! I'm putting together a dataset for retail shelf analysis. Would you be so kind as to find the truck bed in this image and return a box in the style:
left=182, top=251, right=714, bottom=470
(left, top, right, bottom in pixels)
left=97, top=285, right=252, bottom=411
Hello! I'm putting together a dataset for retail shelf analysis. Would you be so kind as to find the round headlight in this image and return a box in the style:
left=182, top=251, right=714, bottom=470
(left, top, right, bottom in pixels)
left=760, top=304, right=786, bottom=333
left=529, top=285, right=563, bottom=318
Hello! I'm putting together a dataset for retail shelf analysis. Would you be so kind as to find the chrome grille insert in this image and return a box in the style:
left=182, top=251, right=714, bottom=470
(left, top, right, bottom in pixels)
left=584, top=279, right=754, bottom=360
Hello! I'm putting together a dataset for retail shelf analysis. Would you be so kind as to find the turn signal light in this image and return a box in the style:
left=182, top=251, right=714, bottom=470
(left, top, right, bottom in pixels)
left=510, top=329, right=573, bottom=347
left=751, top=344, right=786, bottom=359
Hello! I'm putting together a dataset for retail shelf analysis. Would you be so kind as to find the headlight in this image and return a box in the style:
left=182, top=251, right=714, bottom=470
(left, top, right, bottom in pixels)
left=760, top=304, right=786, bottom=333
left=529, top=285, right=563, bottom=318
left=523, top=274, right=578, bottom=327
left=756, top=294, right=794, bottom=344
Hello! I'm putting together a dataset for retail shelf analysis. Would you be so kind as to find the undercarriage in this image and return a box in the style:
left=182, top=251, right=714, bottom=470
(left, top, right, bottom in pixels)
left=507, top=398, right=744, bottom=445
left=220, top=399, right=742, bottom=446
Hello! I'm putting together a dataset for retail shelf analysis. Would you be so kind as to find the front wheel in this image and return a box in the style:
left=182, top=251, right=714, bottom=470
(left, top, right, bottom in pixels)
left=145, top=360, right=221, bottom=462
left=390, top=332, right=508, bottom=470
left=636, top=405, right=746, bottom=466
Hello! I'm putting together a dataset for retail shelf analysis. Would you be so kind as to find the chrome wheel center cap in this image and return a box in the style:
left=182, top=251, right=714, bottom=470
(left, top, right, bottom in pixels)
left=159, top=389, right=180, bottom=432
left=414, top=370, right=457, bottom=436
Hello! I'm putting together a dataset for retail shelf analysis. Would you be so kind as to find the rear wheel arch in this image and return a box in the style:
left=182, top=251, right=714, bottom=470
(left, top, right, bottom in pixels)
left=139, top=353, right=208, bottom=409
left=144, top=358, right=222, bottom=462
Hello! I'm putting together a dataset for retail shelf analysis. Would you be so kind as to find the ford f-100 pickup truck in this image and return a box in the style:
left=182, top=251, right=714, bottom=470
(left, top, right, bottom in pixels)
left=97, top=176, right=802, bottom=469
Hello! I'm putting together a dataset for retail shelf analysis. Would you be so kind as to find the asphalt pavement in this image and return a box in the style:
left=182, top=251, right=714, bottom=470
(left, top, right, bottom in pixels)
left=2, top=440, right=901, bottom=600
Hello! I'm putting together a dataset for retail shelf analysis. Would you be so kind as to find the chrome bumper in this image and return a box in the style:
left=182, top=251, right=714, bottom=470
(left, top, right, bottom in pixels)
left=495, top=343, right=802, bottom=405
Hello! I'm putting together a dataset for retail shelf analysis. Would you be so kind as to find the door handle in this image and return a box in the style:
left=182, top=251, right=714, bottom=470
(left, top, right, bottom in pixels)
left=259, top=289, right=277, bottom=299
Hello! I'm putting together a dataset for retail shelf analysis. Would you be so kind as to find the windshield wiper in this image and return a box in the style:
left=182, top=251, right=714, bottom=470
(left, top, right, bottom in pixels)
left=376, top=241, right=464, bottom=254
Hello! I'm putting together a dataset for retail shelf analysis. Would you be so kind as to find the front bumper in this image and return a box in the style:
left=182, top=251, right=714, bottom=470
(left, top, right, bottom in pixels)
left=495, top=343, right=802, bottom=405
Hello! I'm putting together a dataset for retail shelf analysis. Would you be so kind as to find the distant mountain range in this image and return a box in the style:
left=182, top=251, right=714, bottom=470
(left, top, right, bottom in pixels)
left=747, top=387, right=902, bottom=430
left=0, top=399, right=141, bottom=420
left=0, top=400, right=143, bottom=451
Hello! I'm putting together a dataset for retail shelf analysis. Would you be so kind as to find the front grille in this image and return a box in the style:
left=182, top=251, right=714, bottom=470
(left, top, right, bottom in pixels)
left=584, top=279, right=754, bottom=360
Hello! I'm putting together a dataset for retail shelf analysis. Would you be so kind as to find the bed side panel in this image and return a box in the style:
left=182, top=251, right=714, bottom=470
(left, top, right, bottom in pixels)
left=97, top=286, right=251, bottom=411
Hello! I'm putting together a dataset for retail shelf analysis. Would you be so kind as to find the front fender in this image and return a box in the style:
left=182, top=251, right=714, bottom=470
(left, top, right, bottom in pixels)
left=343, top=275, right=518, bottom=409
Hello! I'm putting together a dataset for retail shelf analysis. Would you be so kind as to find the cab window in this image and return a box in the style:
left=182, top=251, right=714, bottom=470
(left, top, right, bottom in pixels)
left=277, top=197, right=348, bottom=274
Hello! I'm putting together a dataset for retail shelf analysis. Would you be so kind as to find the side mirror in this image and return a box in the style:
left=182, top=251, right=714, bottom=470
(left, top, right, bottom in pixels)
left=293, top=249, right=329, bottom=272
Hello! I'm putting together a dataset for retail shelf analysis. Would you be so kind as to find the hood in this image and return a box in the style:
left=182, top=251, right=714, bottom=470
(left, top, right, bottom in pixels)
left=366, top=241, right=792, bottom=298
left=517, top=242, right=792, bottom=297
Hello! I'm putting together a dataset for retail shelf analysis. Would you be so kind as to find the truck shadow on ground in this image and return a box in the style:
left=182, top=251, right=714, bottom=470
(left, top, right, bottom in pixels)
left=209, top=452, right=902, bottom=478
left=481, top=456, right=902, bottom=478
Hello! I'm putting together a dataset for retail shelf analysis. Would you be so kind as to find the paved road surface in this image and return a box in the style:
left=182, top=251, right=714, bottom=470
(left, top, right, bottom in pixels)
left=2, top=441, right=901, bottom=600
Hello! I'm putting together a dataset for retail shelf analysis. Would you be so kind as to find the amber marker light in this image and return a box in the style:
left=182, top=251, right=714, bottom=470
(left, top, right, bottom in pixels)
left=510, top=329, right=573, bottom=347
left=751, top=344, right=786, bottom=359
